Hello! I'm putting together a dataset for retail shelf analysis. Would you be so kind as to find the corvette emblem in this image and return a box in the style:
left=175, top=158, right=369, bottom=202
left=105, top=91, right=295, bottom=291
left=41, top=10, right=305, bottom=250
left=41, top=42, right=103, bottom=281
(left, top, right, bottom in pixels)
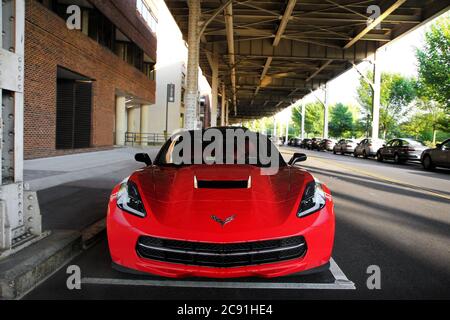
left=211, top=215, right=235, bottom=227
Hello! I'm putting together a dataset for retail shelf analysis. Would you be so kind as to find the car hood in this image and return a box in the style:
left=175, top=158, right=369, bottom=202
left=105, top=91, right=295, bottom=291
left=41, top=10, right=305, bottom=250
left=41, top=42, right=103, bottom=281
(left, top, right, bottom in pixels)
left=131, top=165, right=310, bottom=233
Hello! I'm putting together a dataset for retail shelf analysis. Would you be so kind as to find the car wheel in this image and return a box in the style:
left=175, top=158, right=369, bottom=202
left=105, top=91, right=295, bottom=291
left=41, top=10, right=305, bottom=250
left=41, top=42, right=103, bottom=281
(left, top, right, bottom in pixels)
left=376, top=152, right=383, bottom=162
left=353, top=151, right=358, bottom=158
left=363, top=150, right=368, bottom=159
left=422, top=155, right=435, bottom=171
left=333, top=149, right=336, bottom=154
left=394, top=153, right=402, bottom=164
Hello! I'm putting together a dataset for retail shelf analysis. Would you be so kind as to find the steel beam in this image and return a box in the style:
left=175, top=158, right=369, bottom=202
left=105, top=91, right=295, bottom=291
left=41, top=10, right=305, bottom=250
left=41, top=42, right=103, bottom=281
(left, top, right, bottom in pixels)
left=344, top=0, right=407, bottom=49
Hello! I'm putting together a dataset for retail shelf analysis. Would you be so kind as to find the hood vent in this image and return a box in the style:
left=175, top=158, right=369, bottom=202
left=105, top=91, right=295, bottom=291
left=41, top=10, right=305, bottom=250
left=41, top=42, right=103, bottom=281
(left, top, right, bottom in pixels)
left=194, top=176, right=251, bottom=189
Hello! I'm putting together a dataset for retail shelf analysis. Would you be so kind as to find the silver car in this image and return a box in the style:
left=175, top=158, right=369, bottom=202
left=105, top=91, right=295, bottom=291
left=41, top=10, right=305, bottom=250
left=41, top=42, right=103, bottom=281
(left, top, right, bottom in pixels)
left=354, top=138, right=385, bottom=158
left=377, top=138, right=427, bottom=163
left=421, top=138, right=450, bottom=170
left=333, top=139, right=358, bottom=155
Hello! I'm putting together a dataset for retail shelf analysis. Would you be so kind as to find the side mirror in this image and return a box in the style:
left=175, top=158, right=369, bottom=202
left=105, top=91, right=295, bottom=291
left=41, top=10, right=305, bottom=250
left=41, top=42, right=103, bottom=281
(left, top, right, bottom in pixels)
left=135, top=153, right=152, bottom=166
left=436, top=143, right=442, bottom=149
left=289, top=153, right=307, bottom=165
left=382, top=144, right=386, bottom=147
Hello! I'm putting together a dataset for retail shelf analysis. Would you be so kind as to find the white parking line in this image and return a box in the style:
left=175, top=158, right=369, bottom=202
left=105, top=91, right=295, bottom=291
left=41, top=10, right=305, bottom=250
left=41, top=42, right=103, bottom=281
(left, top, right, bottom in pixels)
left=81, top=258, right=356, bottom=290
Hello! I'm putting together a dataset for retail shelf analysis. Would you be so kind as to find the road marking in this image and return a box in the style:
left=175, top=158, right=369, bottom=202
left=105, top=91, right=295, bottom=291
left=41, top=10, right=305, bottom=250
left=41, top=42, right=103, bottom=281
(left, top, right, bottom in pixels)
left=280, top=148, right=450, bottom=201
left=81, top=258, right=355, bottom=290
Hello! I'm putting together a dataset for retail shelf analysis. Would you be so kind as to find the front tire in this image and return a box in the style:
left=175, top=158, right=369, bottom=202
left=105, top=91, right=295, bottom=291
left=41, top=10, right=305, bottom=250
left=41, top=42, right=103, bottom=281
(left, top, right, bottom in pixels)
left=363, top=150, right=368, bottom=159
left=422, top=155, right=435, bottom=171
left=377, top=152, right=383, bottom=162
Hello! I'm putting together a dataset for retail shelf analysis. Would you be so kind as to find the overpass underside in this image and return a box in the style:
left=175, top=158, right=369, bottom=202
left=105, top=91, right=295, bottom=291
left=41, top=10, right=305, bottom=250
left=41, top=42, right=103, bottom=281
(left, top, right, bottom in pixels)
left=165, top=0, right=449, bottom=122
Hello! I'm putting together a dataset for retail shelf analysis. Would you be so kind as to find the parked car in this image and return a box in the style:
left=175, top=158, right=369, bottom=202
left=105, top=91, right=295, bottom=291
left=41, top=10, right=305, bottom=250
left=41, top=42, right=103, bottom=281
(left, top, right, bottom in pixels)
left=354, top=138, right=385, bottom=158
left=108, top=127, right=335, bottom=278
left=300, top=138, right=311, bottom=149
left=291, top=137, right=302, bottom=147
left=377, top=138, right=427, bottom=163
left=333, top=139, right=358, bottom=155
left=311, top=138, right=323, bottom=150
left=318, top=139, right=336, bottom=151
left=421, top=138, right=450, bottom=170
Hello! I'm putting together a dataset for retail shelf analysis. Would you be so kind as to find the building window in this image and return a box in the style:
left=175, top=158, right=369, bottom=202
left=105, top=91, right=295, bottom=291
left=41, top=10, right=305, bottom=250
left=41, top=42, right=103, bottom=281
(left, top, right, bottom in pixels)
left=56, top=67, right=93, bottom=149
left=136, top=0, right=158, bottom=33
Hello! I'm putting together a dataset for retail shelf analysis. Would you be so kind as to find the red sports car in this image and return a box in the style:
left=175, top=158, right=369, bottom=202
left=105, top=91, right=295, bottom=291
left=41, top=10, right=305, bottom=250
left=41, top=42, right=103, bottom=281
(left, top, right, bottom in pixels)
left=107, top=128, right=335, bottom=278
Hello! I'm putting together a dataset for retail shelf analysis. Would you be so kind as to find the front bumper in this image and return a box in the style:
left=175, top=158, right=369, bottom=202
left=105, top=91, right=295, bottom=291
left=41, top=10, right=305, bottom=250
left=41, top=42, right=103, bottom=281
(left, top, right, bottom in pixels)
left=107, top=189, right=335, bottom=278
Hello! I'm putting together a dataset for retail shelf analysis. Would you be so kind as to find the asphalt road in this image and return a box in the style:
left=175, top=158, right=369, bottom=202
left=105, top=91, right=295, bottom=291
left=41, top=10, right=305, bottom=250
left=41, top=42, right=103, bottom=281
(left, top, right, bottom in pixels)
left=24, top=146, right=450, bottom=300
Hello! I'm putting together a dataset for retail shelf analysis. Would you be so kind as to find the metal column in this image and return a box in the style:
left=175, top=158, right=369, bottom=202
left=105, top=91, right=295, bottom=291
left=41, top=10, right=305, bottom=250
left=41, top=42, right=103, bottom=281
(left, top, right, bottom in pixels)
left=0, top=0, right=43, bottom=255
left=371, top=50, right=381, bottom=140
left=220, top=83, right=226, bottom=126
left=184, top=0, right=201, bottom=130
left=301, top=104, right=305, bottom=140
left=323, top=84, right=329, bottom=139
left=210, top=53, right=219, bottom=127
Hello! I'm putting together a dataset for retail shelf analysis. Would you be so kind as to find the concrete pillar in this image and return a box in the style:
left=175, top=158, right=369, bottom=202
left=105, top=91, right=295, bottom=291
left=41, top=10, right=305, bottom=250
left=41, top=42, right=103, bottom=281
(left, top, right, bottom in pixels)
left=323, top=83, right=329, bottom=139
left=140, top=104, right=151, bottom=146
left=184, top=0, right=201, bottom=130
left=115, top=96, right=127, bottom=145
left=128, top=106, right=141, bottom=133
left=210, top=54, right=219, bottom=127
left=221, top=83, right=226, bottom=126
left=301, top=104, right=305, bottom=140
left=372, top=50, right=381, bottom=140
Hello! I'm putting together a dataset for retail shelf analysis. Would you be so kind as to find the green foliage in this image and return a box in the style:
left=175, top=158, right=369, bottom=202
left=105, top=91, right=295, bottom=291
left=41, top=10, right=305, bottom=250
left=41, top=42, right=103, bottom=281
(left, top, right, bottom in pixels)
left=329, top=103, right=354, bottom=138
left=356, top=71, right=417, bottom=139
left=416, top=16, right=450, bottom=112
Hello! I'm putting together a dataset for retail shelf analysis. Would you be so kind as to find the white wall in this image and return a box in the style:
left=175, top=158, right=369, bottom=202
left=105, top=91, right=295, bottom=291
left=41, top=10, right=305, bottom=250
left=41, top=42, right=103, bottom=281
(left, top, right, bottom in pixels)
left=146, top=0, right=211, bottom=135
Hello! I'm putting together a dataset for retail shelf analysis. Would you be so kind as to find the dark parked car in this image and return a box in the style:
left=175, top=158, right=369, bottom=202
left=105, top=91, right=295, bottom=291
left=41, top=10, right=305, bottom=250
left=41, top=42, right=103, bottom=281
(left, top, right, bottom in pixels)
left=377, top=138, right=427, bottom=164
left=311, top=138, right=323, bottom=150
left=300, top=138, right=311, bottom=148
left=421, top=139, right=450, bottom=170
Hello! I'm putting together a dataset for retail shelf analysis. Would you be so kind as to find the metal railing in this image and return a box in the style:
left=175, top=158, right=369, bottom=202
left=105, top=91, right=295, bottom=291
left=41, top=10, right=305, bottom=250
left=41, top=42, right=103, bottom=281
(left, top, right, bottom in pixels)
left=125, top=132, right=167, bottom=146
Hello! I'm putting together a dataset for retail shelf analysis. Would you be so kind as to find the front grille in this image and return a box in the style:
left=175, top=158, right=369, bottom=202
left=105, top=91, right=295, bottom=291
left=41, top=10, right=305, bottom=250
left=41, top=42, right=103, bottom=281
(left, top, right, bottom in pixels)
left=136, top=236, right=306, bottom=267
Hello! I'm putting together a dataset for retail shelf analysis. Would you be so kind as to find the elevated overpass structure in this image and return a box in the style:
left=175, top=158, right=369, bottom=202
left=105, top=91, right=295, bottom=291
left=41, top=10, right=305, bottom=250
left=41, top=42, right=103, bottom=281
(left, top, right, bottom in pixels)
left=165, top=0, right=449, bottom=133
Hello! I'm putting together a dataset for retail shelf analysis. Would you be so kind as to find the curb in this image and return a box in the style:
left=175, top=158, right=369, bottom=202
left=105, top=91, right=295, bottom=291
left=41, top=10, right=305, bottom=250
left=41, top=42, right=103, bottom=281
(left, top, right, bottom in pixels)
left=0, top=218, right=107, bottom=300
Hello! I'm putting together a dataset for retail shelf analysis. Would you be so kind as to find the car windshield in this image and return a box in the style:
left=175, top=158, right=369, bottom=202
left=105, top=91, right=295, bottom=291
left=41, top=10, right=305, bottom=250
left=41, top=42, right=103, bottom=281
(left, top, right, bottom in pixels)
left=155, top=128, right=286, bottom=167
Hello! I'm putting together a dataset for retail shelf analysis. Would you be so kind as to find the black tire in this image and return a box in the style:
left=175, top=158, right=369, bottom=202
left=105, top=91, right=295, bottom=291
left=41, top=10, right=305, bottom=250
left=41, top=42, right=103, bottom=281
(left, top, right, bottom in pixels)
left=376, top=152, right=383, bottom=162
left=353, top=151, right=358, bottom=158
left=394, top=153, right=403, bottom=164
left=363, top=150, right=368, bottom=159
left=333, top=149, right=336, bottom=154
left=422, top=155, right=435, bottom=171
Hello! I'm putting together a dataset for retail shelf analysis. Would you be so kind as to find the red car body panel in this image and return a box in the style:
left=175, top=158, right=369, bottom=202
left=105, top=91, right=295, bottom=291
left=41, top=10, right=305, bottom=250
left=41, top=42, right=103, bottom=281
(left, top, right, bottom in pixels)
left=107, top=164, right=335, bottom=278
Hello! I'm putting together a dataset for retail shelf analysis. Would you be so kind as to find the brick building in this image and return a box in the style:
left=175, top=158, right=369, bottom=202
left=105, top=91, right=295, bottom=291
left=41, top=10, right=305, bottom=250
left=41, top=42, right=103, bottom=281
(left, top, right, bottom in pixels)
left=24, top=0, right=157, bottom=159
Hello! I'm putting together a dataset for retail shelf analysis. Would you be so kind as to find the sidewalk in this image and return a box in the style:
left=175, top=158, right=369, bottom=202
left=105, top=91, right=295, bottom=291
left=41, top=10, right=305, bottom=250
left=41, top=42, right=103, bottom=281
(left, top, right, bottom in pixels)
left=2, top=146, right=162, bottom=299
left=25, top=146, right=161, bottom=231
left=25, top=146, right=160, bottom=191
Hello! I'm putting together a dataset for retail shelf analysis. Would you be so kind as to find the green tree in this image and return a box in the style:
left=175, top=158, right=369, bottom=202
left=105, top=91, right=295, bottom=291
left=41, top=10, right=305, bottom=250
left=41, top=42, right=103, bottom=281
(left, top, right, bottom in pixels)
left=416, top=17, right=450, bottom=112
left=356, top=72, right=417, bottom=139
left=290, top=102, right=324, bottom=137
left=329, top=103, right=353, bottom=138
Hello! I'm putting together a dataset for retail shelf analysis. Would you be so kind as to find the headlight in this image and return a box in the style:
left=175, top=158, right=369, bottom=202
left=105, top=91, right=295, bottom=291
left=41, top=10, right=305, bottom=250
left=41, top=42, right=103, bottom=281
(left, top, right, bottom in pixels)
left=297, top=180, right=326, bottom=218
left=116, top=180, right=146, bottom=217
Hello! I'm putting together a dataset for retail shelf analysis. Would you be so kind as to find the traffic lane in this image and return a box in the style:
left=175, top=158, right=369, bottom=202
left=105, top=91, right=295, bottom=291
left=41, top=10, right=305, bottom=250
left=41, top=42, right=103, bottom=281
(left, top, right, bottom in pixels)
left=282, top=146, right=450, bottom=196
left=292, top=154, right=450, bottom=299
left=25, top=155, right=450, bottom=299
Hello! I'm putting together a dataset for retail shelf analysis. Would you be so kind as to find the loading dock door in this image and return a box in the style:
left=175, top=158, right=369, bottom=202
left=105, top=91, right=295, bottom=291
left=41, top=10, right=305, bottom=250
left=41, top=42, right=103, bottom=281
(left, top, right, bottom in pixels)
left=56, top=80, right=92, bottom=149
